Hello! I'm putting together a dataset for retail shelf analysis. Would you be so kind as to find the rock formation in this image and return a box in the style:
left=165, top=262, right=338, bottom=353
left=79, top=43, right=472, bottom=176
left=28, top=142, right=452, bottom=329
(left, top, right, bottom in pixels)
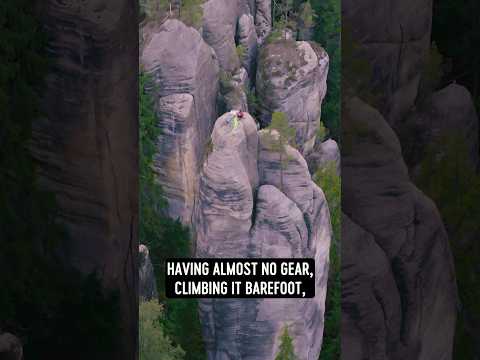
left=0, top=333, right=23, bottom=360
left=255, top=0, right=272, bottom=45
left=140, top=4, right=333, bottom=359
left=32, top=2, right=138, bottom=358
left=398, top=84, right=479, bottom=172
left=341, top=97, right=457, bottom=360
left=139, top=244, right=158, bottom=301
left=307, top=139, right=341, bottom=175
left=195, top=112, right=331, bottom=360
left=343, top=0, right=434, bottom=127
left=141, top=19, right=220, bottom=223
left=257, top=40, right=329, bottom=155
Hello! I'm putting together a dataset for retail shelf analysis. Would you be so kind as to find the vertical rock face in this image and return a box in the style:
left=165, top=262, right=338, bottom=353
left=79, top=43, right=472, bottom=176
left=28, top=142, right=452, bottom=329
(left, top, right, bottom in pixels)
left=141, top=19, right=220, bottom=223
left=307, top=139, right=341, bottom=175
left=195, top=112, right=331, bottom=360
left=341, top=97, right=457, bottom=360
left=139, top=244, right=158, bottom=301
left=237, top=13, right=258, bottom=78
left=343, top=0, right=433, bottom=126
left=255, top=0, right=272, bottom=45
left=32, top=1, right=138, bottom=359
left=202, top=0, right=243, bottom=73
left=256, top=40, right=329, bottom=155
left=399, top=84, right=479, bottom=171
left=0, top=333, right=23, bottom=360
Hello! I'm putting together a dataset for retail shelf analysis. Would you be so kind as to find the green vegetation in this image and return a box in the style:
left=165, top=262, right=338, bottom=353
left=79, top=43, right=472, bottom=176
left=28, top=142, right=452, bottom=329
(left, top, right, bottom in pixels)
left=236, top=44, right=246, bottom=60
left=275, top=326, right=298, bottom=360
left=139, top=72, right=206, bottom=360
left=299, top=1, right=315, bottom=28
left=140, top=300, right=185, bottom=360
left=264, top=112, right=297, bottom=190
left=317, top=119, right=329, bottom=142
left=0, top=2, right=122, bottom=358
left=417, top=42, right=445, bottom=103
left=140, top=0, right=170, bottom=20
left=314, top=162, right=341, bottom=360
left=140, top=0, right=203, bottom=27
left=179, top=0, right=204, bottom=28
left=311, top=0, right=341, bottom=140
left=416, top=134, right=480, bottom=359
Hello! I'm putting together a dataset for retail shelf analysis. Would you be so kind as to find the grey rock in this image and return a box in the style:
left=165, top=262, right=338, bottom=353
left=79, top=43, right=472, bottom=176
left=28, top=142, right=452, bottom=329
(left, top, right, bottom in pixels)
left=0, top=333, right=23, bottom=360
left=256, top=41, right=329, bottom=155
left=202, top=0, right=243, bottom=72
left=141, top=19, right=220, bottom=223
left=237, top=13, right=258, bottom=78
left=255, top=0, right=272, bottom=45
left=139, top=244, right=158, bottom=301
left=399, top=84, right=479, bottom=172
left=31, top=2, right=138, bottom=358
left=342, top=97, right=457, bottom=360
left=195, top=113, right=331, bottom=360
left=343, top=0, right=433, bottom=126
left=307, top=139, right=341, bottom=175
left=219, top=68, right=250, bottom=113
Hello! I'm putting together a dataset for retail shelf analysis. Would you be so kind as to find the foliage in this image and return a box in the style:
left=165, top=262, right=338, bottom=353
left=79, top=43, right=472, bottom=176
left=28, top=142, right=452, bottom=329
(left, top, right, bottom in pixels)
left=140, top=300, right=185, bottom=360
left=416, top=134, right=480, bottom=359
left=236, top=44, right=246, bottom=60
left=314, top=162, right=341, bottom=360
left=246, top=88, right=260, bottom=118
left=139, top=72, right=207, bottom=360
left=311, top=0, right=340, bottom=140
left=264, top=112, right=296, bottom=189
left=417, top=42, right=445, bottom=103
left=140, top=0, right=170, bottom=20
left=219, top=69, right=235, bottom=94
left=299, top=1, right=314, bottom=28
left=317, top=119, right=329, bottom=143
left=179, top=0, right=204, bottom=28
left=275, top=326, right=297, bottom=360
left=273, top=0, right=296, bottom=28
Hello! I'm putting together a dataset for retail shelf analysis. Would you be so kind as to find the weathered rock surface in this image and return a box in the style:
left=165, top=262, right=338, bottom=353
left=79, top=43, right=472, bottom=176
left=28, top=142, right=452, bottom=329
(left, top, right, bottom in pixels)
left=254, top=0, right=272, bottom=45
left=307, top=139, right=341, bottom=175
left=256, top=40, right=329, bottom=155
left=0, top=333, right=23, bottom=360
left=398, top=84, right=479, bottom=171
left=195, top=112, right=331, bottom=360
left=32, top=2, right=138, bottom=358
left=139, top=244, right=158, bottom=301
left=341, top=97, right=457, bottom=360
left=141, top=19, right=220, bottom=223
left=237, top=13, right=258, bottom=78
left=343, top=0, right=433, bottom=126
left=219, top=68, right=250, bottom=113
left=202, top=0, right=243, bottom=72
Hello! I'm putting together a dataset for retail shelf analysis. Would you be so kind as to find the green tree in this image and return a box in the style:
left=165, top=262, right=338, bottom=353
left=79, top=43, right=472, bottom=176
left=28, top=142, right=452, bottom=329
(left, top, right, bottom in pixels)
left=140, top=300, right=185, bottom=360
left=139, top=72, right=206, bottom=360
left=311, top=0, right=340, bottom=140
left=416, top=134, right=480, bottom=359
left=179, top=0, right=204, bottom=28
left=275, top=326, right=297, bottom=360
left=264, top=112, right=297, bottom=190
left=314, top=162, right=341, bottom=359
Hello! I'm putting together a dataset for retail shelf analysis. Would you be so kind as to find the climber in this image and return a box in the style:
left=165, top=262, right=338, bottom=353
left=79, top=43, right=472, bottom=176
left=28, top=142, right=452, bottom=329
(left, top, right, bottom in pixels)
left=226, top=110, right=240, bottom=130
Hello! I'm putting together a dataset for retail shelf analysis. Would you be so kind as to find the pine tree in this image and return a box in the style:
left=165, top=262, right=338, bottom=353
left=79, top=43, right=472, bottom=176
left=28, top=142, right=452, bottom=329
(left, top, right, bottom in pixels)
left=275, top=326, right=297, bottom=360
